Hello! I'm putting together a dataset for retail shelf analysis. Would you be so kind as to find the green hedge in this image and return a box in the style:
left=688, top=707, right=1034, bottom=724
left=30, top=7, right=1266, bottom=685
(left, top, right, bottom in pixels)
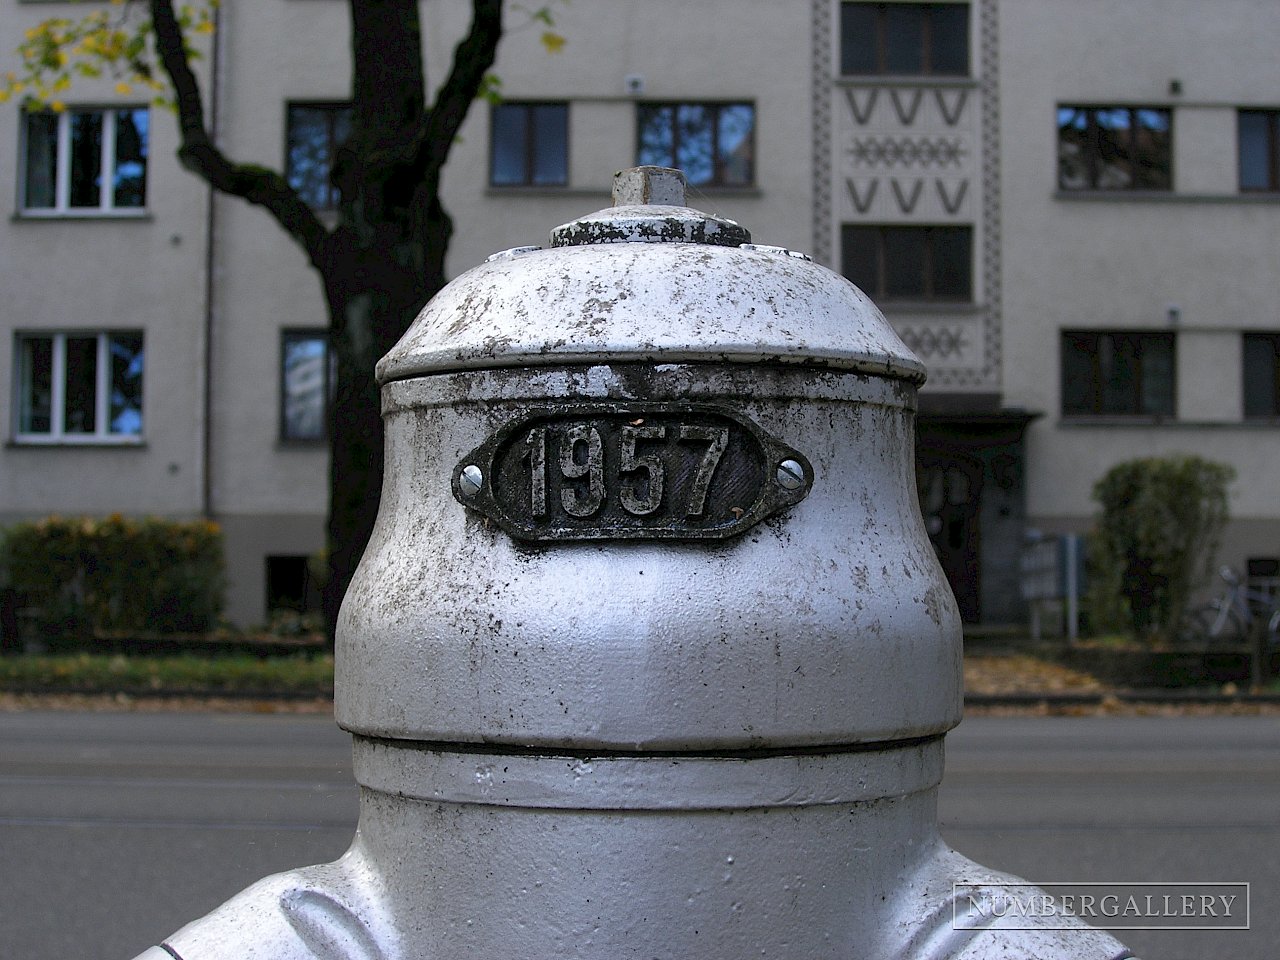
left=1, top=515, right=224, bottom=646
left=1089, top=456, right=1234, bottom=641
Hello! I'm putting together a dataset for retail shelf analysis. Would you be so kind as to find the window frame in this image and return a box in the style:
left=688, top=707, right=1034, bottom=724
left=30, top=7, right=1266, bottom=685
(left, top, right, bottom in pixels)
left=635, top=101, right=756, bottom=189
left=12, top=330, right=145, bottom=444
left=20, top=106, right=150, bottom=216
left=840, top=223, right=974, bottom=303
left=488, top=101, right=570, bottom=188
left=1060, top=330, right=1176, bottom=419
left=1238, top=109, right=1280, bottom=193
left=284, top=101, right=353, bottom=211
left=838, top=2, right=970, bottom=78
left=279, top=329, right=333, bottom=444
left=1056, top=105, right=1173, bottom=192
left=1243, top=332, right=1280, bottom=419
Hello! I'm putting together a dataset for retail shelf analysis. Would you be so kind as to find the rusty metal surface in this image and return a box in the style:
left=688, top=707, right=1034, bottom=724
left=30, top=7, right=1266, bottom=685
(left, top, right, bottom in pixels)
left=451, top=401, right=812, bottom=542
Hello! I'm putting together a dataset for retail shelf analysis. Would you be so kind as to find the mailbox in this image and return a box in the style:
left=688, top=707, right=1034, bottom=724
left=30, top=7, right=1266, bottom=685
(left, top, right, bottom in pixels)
left=135, top=168, right=1134, bottom=959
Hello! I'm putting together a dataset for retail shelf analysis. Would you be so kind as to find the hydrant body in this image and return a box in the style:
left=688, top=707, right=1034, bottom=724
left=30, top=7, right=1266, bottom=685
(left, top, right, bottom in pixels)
left=136, top=169, right=1135, bottom=960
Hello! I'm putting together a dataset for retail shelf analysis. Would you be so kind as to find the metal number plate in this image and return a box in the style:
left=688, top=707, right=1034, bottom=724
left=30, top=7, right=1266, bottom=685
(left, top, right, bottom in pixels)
left=452, top=403, right=812, bottom=542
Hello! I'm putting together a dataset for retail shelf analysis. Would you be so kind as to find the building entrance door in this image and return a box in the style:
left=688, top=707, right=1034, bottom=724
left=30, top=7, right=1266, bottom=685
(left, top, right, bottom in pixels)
left=917, top=453, right=984, bottom=623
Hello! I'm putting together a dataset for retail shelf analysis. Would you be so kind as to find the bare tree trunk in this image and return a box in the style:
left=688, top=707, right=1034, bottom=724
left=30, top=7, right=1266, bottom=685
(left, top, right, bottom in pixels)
left=150, top=0, right=503, bottom=640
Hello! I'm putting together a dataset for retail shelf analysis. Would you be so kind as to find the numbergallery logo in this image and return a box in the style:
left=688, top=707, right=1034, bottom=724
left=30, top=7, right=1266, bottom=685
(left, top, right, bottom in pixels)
left=952, top=882, right=1250, bottom=931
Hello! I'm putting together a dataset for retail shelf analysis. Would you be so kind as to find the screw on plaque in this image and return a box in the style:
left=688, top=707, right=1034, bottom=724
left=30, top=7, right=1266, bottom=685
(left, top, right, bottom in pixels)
left=776, top=459, right=806, bottom=491
left=459, top=464, right=484, bottom=497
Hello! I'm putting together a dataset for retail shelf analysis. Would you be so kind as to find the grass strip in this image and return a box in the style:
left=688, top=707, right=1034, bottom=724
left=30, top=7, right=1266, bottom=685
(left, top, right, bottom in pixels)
left=0, top=653, right=333, bottom=693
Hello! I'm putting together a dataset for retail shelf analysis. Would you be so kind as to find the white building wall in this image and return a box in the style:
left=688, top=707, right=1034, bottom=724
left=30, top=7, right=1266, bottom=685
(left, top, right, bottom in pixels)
left=5, top=0, right=1277, bottom=625
left=1000, top=0, right=1280, bottom=553
left=0, top=6, right=212, bottom=523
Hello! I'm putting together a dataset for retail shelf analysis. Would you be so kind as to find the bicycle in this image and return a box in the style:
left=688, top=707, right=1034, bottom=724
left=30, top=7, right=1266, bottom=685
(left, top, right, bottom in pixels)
left=1180, top=566, right=1280, bottom=648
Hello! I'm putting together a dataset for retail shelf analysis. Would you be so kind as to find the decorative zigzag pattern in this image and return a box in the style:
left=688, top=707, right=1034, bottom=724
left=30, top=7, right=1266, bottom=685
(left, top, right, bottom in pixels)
left=849, top=137, right=967, bottom=169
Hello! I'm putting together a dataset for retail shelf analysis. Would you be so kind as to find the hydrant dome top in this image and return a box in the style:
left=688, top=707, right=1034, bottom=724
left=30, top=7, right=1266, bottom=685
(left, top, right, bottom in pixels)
left=376, top=166, right=926, bottom=386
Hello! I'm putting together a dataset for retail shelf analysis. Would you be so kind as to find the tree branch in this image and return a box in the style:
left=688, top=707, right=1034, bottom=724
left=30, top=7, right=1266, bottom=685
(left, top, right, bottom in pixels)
left=415, top=0, right=503, bottom=177
left=148, top=0, right=330, bottom=268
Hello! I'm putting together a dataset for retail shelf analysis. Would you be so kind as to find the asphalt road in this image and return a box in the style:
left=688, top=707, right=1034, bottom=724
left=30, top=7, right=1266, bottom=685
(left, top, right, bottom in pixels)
left=0, top=711, right=1275, bottom=960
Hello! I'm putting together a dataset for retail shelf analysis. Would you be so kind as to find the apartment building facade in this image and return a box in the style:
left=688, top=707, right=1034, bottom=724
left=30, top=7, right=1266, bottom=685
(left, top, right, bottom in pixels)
left=3, top=0, right=1278, bottom=627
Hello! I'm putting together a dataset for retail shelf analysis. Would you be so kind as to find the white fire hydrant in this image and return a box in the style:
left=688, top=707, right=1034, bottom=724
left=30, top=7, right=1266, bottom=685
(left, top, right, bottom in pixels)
left=135, top=167, right=1136, bottom=960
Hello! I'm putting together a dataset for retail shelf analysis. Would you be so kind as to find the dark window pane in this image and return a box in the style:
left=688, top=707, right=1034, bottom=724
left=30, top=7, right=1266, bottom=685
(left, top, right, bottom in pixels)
left=286, top=105, right=349, bottom=209
left=1239, top=111, right=1274, bottom=191
left=1139, top=334, right=1174, bottom=415
left=113, top=109, right=148, bottom=208
left=883, top=227, right=927, bottom=298
left=884, top=4, right=925, bottom=74
left=1061, top=333, right=1096, bottom=416
left=490, top=104, right=529, bottom=186
left=24, top=113, right=59, bottom=209
left=1094, top=108, right=1133, bottom=189
left=931, top=227, right=971, bottom=299
left=108, top=332, right=144, bottom=435
left=1133, top=109, right=1172, bottom=189
left=18, top=336, right=53, bottom=433
left=637, top=105, right=675, bottom=168
left=530, top=104, right=568, bottom=185
left=930, top=5, right=969, bottom=76
left=69, top=111, right=104, bottom=208
left=840, top=3, right=879, bottom=74
left=63, top=335, right=99, bottom=434
left=1061, top=332, right=1175, bottom=416
left=1244, top=333, right=1280, bottom=417
left=1057, top=107, right=1090, bottom=190
left=717, top=104, right=755, bottom=186
left=841, top=225, right=880, bottom=294
left=283, top=334, right=328, bottom=441
left=675, top=104, right=714, bottom=185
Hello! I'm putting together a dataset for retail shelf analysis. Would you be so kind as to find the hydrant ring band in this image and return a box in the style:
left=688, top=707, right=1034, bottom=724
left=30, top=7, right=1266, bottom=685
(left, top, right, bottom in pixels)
left=352, top=735, right=944, bottom=810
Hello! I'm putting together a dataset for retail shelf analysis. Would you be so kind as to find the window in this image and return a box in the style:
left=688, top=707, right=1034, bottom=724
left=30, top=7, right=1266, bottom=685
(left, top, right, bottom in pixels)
left=490, top=102, right=568, bottom=186
left=636, top=103, right=755, bottom=188
left=1057, top=106, right=1172, bottom=191
left=1243, top=333, right=1280, bottom=418
left=286, top=103, right=352, bottom=209
left=1061, top=331, right=1175, bottom=417
left=14, top=331, right=144, bottom=442
left=281, top=330, right=332, bottom=442
left=22, top=108, right=148, bottom=214
left=1238, top=110, right=1280, bottom=192
left=839, top=3, right=969, bottom=77
left=266, top=555, right=322, bottom=615
left=841, top=224, right=972, bottom=301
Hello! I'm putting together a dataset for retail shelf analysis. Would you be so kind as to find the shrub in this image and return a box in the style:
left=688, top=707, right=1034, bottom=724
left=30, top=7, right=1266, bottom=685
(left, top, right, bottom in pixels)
left=1089, top=456, right=1234, bottom=641
left=0, top=515, right=224, bottom=647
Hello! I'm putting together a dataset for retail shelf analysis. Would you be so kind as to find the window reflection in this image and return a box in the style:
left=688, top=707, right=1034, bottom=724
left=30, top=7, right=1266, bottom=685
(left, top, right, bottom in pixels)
left=286, top=104, right=352, bottom=209
left=636, top=102, right=755, bottom=187
left=1057, top=105, right=1171, bottom=191
left=282, top=332, right=330, bottom=441
left=490, top=102, right=568, bottom=187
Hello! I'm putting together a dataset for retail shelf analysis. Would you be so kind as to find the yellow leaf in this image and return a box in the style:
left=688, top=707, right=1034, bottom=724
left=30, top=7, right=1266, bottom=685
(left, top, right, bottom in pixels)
left=540, top=30, right=566, bottom=53
left=51, top=99, right=65, bottom=112
left=115, top=81, right=132, bottom=96
left=0, top=90, right=9, bottom=104
left=194, top=20, right=215, bottom=35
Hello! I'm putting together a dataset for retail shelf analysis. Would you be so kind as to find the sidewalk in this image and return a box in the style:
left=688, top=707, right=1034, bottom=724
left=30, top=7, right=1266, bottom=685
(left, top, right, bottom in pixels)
left=963, top=652, right=1280, bottom=715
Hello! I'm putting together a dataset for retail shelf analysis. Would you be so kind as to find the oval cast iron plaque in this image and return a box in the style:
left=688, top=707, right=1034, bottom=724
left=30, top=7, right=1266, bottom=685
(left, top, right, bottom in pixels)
left=452, top=403, right=812, bottom=542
